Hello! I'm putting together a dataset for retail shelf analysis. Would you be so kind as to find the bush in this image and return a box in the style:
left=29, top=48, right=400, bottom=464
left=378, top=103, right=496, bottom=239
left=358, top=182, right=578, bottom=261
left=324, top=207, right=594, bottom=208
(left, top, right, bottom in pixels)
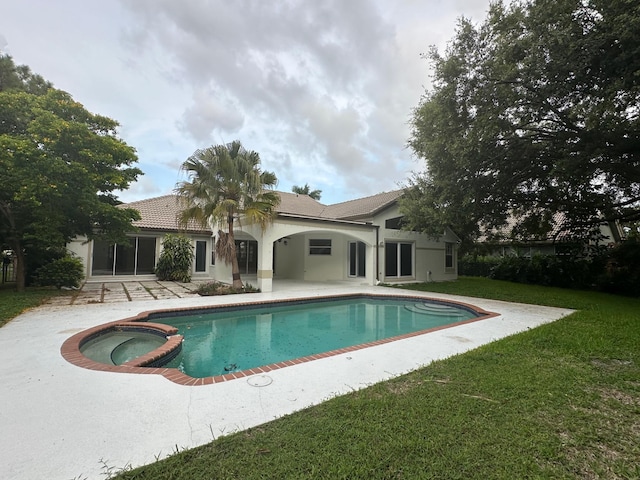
left=488, top=253, right=603, bottom=290
left=155, top=234, right=194, bottom=283
left=24, top=245, right=68, bottom=287
left=463, top=240, right=639, bottom=296
left=459, top=255, right=501, bottom=277
left=34, top=255, right=84, bottom=289
left=196, top=281, right=260, bottom=296
left=598, top=237, right=640, bottom=297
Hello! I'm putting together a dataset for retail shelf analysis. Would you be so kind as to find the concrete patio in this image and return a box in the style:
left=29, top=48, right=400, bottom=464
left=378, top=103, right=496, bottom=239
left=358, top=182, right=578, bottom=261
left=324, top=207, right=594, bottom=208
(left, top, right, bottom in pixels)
left=0, top=281, right=574, bottom=480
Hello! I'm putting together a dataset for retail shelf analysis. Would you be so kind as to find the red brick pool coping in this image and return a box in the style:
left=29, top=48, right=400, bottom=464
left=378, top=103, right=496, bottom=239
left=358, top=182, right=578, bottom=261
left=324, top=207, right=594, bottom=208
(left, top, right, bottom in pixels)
left=61, top=294, right=498, bottom=386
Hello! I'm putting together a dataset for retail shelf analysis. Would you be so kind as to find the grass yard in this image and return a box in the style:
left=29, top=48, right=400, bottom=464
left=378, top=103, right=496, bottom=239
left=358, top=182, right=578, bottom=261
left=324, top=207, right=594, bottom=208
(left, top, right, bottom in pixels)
left=0, top=284, right=67, bottom=328
left=110, top=277, right=640, bottom=479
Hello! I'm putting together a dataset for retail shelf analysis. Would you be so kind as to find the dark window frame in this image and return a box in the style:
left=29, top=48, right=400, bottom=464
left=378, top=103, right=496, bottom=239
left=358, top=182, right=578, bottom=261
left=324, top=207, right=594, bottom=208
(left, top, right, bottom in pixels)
left=309, top=238, right=332, bottom=255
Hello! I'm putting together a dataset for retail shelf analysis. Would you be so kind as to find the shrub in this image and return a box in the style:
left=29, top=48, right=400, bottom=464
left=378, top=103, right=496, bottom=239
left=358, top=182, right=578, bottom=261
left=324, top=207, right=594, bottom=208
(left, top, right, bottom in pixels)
left=196, top=281, right=260, bottom=296
left=34, top=255, right=84, bottom=289
left=489, top=253, right=603, bottom=290
left=155, top=234, right=194, bottom=283
left=25, top=245, right=68, bottom=287
left=458, top=255, right=501, bottom=277
left=598, top=237, right=640, bottom=297
left=489, top=255, right=530, bottom=284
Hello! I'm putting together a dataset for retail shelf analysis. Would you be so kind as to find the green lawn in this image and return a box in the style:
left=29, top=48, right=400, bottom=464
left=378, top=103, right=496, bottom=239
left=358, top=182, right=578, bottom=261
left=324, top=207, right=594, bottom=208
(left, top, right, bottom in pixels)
left=111, top=277, right=639, bottom=479
left=0, top=284, right=68, bottom=328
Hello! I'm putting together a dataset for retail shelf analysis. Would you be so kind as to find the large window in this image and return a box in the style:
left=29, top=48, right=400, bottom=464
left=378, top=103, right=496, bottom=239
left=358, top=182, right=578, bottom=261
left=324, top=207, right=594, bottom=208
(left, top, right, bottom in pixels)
left=385, top=241, right=413, bottom=278
left=236, top=240, right=258, bottom=274
left=92, top=237, right=156, bottom=276
left=348, top=241, right=366, bottom=277
left=309, top=239, right=332, bottom=255
left=195, top=240, right=207, bottom=272
left=445, top=243, right=454, bottom=269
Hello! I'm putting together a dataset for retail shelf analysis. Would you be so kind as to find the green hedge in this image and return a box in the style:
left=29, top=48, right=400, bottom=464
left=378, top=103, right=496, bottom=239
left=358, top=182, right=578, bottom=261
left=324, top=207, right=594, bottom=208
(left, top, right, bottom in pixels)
left=459, top=256, right=501, bottom=277
left=460, top=242, right=639, bottom=296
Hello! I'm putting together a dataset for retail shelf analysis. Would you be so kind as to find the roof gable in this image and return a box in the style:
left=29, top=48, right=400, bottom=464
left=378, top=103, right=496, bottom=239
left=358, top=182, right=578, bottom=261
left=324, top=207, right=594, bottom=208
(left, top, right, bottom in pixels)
left=322, top=190, right=403, bottom=221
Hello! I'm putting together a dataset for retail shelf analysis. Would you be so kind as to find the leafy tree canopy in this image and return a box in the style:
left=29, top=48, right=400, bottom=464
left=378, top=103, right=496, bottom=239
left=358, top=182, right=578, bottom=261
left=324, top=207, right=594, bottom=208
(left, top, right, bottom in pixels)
left=0, top=55, right=142, bottom=289
left=401, top=0, right=640, bottom=246
left=292, top=183, right=322, bottom=201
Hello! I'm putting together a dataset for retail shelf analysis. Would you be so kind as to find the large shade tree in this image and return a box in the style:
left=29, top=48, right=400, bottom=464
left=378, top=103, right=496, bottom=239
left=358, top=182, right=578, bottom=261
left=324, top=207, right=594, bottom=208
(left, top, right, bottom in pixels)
left=0, top=55, right=142, bottom=290
left=176, top=141, right=280, bottom=289
left=402, top=0, right=640, bottom=246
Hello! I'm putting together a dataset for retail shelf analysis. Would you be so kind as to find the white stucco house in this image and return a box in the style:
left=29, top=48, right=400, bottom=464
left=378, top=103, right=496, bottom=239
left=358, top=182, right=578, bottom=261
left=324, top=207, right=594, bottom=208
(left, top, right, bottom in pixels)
left=68, top=190, right=460, bottom=292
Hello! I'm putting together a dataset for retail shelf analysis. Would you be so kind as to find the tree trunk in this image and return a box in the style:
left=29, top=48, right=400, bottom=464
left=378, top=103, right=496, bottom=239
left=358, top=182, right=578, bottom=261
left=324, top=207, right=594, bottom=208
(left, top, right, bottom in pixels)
left=228, top=218, right=243, bottom=289
left=12, top=242, right=26, bottom=292
left=0, top=204, right=25, bottom=291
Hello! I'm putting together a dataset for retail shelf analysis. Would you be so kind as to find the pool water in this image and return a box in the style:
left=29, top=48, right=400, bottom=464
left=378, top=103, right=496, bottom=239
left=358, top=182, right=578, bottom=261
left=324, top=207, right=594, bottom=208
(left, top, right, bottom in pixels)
left=152, top=296, right=478, bottom=378
left=81, top=331, right=166, bottom=365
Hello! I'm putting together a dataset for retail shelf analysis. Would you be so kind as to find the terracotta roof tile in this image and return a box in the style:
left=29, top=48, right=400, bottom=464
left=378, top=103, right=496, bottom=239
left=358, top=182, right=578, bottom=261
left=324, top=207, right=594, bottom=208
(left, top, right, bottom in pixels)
left=120, top=195, right=210, bottom=233
left=120, top=189, right=405, bottom=231
left=321, top=190, right=404, bottom=220
left=275, top=191, right=327, bottom=217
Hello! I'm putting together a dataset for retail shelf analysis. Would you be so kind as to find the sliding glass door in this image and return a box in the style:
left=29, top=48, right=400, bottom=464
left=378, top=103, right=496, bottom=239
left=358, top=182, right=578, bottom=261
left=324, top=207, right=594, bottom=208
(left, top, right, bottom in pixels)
left=384, top=241, right=413, bottom=278
left=92, top=237, right=156, bottom=276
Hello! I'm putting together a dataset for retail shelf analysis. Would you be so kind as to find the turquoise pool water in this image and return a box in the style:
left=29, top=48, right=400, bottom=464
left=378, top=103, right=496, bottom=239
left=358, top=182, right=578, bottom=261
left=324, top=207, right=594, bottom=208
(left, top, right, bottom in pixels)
left=152, top=296, right=478, bottom=378
left=81, top=331, right=166, bottom=365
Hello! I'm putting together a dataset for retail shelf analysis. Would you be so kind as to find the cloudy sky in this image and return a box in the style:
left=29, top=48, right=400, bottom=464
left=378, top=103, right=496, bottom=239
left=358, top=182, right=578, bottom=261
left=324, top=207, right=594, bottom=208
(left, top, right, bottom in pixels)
left=1, top=0, right=491, bottom=205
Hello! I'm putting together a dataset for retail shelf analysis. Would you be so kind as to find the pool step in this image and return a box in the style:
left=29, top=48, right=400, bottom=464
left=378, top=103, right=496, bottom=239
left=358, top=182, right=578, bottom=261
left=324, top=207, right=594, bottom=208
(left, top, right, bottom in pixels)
left=81, top=332, right=166, bottom=365
left=110, top=335, right=166, bottom=365
left=404, top=303, right=465, bottom=317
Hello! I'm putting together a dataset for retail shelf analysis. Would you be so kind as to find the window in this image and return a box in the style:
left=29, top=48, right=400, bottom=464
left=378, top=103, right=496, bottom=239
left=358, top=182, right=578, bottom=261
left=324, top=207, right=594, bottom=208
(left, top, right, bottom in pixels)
left=91, top=237, right=156, bottom=276
left=445, top=242, right=454, bottom=269
left=385, top=216, right=406, bottom=230
left=385, top=241, right=413, bottom=278
left=309, top=239, right=331, bottom=255
left=348, top=241, right=366, bottom=277
left=236, top=240, right=258, bottom=274
left=195, top=240, right=207, bottom=272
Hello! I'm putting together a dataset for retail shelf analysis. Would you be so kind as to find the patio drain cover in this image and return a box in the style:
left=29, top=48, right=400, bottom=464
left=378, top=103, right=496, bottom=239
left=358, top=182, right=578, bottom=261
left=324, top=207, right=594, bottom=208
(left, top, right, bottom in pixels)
left=247, top=375, right=273, bottom=387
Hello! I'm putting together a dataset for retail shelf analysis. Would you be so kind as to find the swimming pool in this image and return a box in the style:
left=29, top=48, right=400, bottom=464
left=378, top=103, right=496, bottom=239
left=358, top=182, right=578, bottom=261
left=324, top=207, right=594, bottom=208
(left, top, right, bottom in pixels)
left=152, top=296, right=478, bottom=378
left=61, top=294, right=497, bottom=385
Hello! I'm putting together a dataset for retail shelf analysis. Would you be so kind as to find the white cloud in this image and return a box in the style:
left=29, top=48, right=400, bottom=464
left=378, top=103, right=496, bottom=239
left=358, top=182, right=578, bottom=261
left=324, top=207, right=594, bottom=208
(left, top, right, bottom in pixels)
left=2, top=0, right=493, bottom=204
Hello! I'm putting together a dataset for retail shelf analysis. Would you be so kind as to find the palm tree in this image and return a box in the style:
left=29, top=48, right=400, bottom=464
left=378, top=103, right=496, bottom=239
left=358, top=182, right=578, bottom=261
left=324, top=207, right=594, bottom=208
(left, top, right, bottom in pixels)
left=175, top=141, right=280, bottom=289
left=292, top=183, right=322, bottom=201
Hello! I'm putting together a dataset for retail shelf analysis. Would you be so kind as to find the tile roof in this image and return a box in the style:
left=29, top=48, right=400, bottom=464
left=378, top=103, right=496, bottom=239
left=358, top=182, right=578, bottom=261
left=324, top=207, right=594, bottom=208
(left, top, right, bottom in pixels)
left=479, top=212, right=620, bottom=243
left=321, top=190, right=404, bottom=221
left=274, top=191, right=327, bottom=218
left=121, top=195, right=211, bottom=233
left=121, top=189, right=405, bottom=231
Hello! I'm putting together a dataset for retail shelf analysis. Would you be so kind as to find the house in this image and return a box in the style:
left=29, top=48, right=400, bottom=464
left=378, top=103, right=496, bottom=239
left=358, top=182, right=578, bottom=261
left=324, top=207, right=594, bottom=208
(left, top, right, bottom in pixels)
left=67, top=190, right=460, bottom=292
left=476, top=212, right=625, bottom=258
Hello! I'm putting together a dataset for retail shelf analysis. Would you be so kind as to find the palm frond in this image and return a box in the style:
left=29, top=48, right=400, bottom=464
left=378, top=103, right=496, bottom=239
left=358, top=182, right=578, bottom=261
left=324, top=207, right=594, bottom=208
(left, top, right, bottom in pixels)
left=175, top=140, right=281, bottom=236
left=215, top=230, right=236, bottom=265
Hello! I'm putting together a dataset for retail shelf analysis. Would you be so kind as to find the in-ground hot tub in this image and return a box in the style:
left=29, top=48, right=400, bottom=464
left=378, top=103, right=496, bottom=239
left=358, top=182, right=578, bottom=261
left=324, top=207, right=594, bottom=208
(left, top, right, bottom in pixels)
left=62, top=322, right=183, bottom=373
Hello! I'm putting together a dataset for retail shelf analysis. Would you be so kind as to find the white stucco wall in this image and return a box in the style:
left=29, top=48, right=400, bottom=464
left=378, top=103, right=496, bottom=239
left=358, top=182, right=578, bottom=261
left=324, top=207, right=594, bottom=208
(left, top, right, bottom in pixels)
left=301, top=232, right=345, bottom=282
left=274, top=235, right=304, bottom=279
left=374, top=205, right=459, bottom=283
left=66, top=236, right=91, bottom=279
